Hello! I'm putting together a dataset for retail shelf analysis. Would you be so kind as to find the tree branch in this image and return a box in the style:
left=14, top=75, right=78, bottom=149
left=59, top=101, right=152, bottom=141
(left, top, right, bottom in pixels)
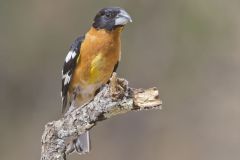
left=41, top=73, right=162, bottom=160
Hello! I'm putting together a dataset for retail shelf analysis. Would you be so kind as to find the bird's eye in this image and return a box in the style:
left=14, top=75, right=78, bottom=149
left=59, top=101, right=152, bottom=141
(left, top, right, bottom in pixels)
left=105, top=12, right=112, bottom=18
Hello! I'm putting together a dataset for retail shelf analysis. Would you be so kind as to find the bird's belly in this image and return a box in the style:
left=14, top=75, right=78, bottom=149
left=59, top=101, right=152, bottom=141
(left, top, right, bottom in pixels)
left=72, top=53, right=116, bottom=105
left=88, top=53, right=116, bottom=84
left=73, top=52, right=117, bottom=88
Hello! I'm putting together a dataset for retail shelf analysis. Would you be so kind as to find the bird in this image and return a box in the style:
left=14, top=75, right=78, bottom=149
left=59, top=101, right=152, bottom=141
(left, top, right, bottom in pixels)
left=61, top=7, right=132, bottom=154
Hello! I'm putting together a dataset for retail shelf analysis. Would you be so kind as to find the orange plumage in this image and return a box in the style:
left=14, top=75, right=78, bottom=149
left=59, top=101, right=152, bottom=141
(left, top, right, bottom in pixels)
left=69, top=27, right=122, bottom=106
left=61, top=7, right=132, bottom=154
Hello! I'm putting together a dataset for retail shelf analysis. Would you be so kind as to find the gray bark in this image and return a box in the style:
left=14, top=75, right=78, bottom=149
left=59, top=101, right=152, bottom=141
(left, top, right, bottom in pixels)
left=41, top=73, right=162, bottom=160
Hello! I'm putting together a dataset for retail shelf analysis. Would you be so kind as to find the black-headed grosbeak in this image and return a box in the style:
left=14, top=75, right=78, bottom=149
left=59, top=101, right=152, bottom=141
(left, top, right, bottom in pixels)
left=61, top=7, right=132, bottom=154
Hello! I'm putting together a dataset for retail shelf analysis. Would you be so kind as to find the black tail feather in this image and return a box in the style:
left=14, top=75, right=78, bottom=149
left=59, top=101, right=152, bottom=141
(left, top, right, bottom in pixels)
left=62, top=96, right=68, bottom=113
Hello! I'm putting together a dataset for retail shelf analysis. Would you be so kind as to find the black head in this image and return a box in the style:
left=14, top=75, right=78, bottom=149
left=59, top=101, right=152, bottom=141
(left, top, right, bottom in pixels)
left=93, top=7, right=132, bottom=31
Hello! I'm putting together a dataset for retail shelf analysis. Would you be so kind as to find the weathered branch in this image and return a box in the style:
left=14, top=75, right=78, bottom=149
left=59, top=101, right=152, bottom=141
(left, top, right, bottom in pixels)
left=41, top=73, right=162, bottom=160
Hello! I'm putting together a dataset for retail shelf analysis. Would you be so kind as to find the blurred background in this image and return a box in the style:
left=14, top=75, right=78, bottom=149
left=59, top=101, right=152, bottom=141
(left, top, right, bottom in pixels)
left=1, top=0, right=240, bottom=160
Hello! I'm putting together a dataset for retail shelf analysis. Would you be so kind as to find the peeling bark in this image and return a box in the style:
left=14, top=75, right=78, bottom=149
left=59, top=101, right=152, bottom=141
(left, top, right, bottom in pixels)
left=41, top=73, right=162, bottom=160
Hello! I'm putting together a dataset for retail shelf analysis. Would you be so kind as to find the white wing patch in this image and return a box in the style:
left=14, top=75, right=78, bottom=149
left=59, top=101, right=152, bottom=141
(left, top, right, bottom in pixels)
left=65, top=51, right=77, bottom=63
left=62, top=71, right=71, bottom=85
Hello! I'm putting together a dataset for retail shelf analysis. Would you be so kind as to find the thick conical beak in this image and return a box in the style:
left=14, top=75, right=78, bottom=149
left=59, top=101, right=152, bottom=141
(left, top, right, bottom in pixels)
left=115, top=9, right=132, bottom=26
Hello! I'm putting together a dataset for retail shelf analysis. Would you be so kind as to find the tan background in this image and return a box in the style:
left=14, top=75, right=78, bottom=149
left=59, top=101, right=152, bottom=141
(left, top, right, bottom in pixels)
left=1, top=0, right=240, bottom=160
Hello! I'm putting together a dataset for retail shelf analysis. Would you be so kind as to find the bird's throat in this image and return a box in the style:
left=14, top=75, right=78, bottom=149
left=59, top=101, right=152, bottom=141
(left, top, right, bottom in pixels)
left=87, top=26, right=123, bottom=39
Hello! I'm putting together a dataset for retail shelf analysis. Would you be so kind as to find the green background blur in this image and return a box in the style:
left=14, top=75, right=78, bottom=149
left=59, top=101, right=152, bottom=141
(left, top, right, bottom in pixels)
left=1, top=0, right=240, bottom=160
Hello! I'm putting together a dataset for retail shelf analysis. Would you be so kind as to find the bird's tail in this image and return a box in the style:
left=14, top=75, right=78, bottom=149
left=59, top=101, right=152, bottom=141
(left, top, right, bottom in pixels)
left=74, top=131, right=91, bottom=154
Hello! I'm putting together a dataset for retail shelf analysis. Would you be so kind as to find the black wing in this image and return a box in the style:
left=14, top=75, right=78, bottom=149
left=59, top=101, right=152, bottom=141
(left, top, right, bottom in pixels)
left=61, top=35, right=85, bottom=113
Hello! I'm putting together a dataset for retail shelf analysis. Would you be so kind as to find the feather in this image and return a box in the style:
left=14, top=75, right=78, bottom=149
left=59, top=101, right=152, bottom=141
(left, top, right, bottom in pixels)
left=61, top=36, right=85, bottom=113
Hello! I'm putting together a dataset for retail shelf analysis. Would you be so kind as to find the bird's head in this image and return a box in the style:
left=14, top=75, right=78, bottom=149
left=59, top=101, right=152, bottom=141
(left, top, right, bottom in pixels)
left=93, top=7, right=132, bottom=31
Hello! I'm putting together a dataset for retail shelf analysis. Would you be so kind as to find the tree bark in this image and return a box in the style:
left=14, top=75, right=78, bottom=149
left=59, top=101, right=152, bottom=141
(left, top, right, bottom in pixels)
left=41, top=73, right=162, bottom=160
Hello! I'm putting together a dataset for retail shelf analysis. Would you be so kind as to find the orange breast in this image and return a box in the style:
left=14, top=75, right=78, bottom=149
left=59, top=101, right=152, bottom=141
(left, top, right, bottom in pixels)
left=70, top=27, right=122, bottom=93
